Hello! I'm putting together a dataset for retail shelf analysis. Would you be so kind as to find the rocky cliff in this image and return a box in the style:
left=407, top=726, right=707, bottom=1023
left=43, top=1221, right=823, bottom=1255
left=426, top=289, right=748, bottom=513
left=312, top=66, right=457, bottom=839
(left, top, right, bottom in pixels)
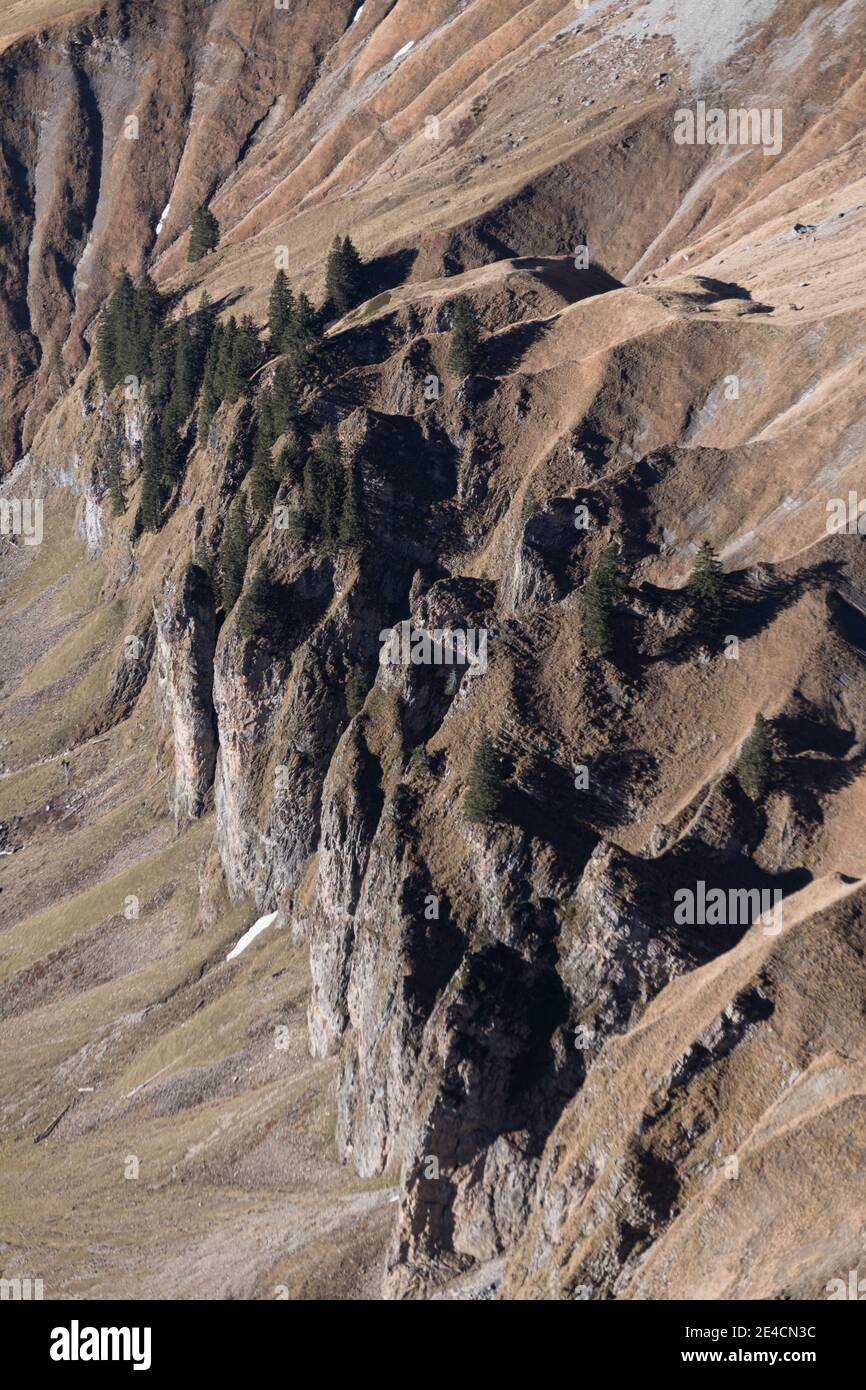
left=2, top=0, right=866, bottom=1300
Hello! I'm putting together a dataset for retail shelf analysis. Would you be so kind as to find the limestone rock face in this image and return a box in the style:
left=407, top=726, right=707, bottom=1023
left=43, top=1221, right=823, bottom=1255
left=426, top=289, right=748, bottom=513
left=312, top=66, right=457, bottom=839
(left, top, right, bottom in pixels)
left=156, top=564, right=217, bottom=822
left=4, top=0, right=866, bottom=1306
left=502, top=501, right=577, bottom=615
left=213, top=620, right=286, bottom=903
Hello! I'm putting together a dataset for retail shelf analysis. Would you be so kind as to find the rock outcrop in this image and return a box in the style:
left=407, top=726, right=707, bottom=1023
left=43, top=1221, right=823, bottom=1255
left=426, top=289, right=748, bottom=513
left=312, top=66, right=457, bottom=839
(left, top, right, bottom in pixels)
left=4, top=0, right=866, bottom=1303
left=156, top=563, right=218, bottom=821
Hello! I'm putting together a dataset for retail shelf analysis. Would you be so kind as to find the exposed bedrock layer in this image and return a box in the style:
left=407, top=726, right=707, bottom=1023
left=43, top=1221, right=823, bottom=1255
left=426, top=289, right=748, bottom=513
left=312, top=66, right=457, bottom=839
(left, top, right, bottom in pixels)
left=4, top=0, right=866, bottom=1299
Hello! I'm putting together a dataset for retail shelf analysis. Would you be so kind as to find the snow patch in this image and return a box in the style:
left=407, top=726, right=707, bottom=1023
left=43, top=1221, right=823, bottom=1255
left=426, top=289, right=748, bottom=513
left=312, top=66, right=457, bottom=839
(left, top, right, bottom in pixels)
left=226, top=911, right=279, bottom=962
left=392, top=40, right=415, bottom=61
left=352, top=4, right=365, bottom=22
left=155, top=203, right=171, bottom=236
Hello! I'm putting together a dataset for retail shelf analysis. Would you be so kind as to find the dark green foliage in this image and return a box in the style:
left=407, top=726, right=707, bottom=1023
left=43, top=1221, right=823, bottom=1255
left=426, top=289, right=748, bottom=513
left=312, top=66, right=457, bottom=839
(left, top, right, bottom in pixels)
left=464, top=736, right=505, bottom=823
left=341, top=236, right=364, bottom=307
left=130, top=274, right=165, bottom=376
left=271, top=362, right=298, bottom=435
left=220, top=495, right=250, bottom=612
left=193, top=291, right=216, bottom=368
left=268, top=270, right=293, bottom=351
left=283, top=292, right=319, bottom=376
left=97, top=311, right=119, bottom=390
left=583, top=542, right=627, bottom=655
left=188, top=205, right=220, bottom=262
left=249, top=459, right=277, bottom=517
left=448, top=294, right=482, bottom=377
left=98, top=273, right=212, bottom=531
left=325, top=234, right=365, bottom=316
left=314, top=423, right=345, bottom=545
left=140, top=420, right=162, bottom=532
left=338, top=453, right=363, bottom=546
left=212, top=317, right=237, bottom=400
left=737, top=714, right=773, bottom=801
left=300, top=426, right=344, bottom=544
left=254, top=394, right=276, bottom=451
left=223, top=316, right=261, bottom=403
left=236, top=561, right=273, bottom=640
left=272, top=430, right=302, bottom=486
left=159, top=397, right=183, bottom=485
left=345, top=669, right=367, bottom=719
left=101, top=271, right=134, bottom=387
left=171, top=321, right=196, bottom=420
left=249, top=399, right=277, bottom=517
left=687, top=540, right=726, bottom=634
left=325, top=236, right=348, bottom=316
left=197, top=323, right=222, bottom=444
left=301, top=453, right=320, bottom=533
left=149, top=322, right=177, bottom=412
left=98, top=271, right=166, bottom=391
left=107, top=435, right=125, bottom=516
left=284, top=509, right=311, bottom=543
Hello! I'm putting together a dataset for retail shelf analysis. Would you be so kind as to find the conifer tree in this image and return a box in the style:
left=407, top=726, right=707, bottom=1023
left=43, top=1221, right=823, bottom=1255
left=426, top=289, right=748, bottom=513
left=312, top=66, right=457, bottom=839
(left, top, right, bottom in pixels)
left=213, top=317, right=237, bottom=400
left=192, top=290, right=216, bottom=376
left=113, top=271, right=137, bottom=380
left=302, top=453, right=321, bottom=536
left=237, top=561, right=273, bottom=640
left=325, top=236, right=347, bottom=316
left=341, top=235, right=364, bottom=308
left=188, top=205, right=220, bottom=262
left=737, top=714, right=773, bottom=801
left=314, top=423, right=344, bottom=545
left=325, top=234, right=365, bottom=316
left=271, top=362, right=298, bottom=436
left=140, top=421, right=162, bottom=532
left=220, top=494, right=250, bottom=612
left=338, top=453, right=363, bottom=546
left=268, top=270, right=293, bottom=352
left=149, top=322, right=177, bottom=412
left=98, top=270, right=136, bottom=389
left=159, top=398, right=182, bottom=486
left=171, top=320, right=196, bottom=420
left=197, top=323, right=223, bottom=444
left=249, top=456, right=276, bottom=517
left=97, top=310, right=119, bottom=391
left=224, top=317, right=261, bottom=403
left=107, top=435, right=125, bottom=516
left=448, top=294, right=482, bottom=377
left=464, top=736, right=505, bottom=823
left=249, top=400, right=277, bottom=517
left=131, top=274, right=165, bottom=376
left=687, top=540, right=726, bottom=635
left=284, top=292, right=318, bottom=375
left=255, top=394, right=276, bottom=453
left=272, top=430, right=302, bottom=486
left=583, top=542, right=627, bottom=655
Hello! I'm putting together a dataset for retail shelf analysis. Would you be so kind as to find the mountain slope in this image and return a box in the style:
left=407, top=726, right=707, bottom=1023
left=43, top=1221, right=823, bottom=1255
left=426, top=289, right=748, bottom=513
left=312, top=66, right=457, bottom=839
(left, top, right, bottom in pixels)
left=1, top=0, right=865, bottom=1301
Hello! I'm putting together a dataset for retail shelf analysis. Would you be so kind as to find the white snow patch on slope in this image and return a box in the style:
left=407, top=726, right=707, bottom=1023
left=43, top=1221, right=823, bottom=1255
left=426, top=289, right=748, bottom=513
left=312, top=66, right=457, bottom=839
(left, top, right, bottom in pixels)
left=352, top=4, right=365, bottom=22
left=392, top=40, right=415, bottom=61
left=226, top=911, right=279, bottom=962
left=155, top=203, right=171, bottom=235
